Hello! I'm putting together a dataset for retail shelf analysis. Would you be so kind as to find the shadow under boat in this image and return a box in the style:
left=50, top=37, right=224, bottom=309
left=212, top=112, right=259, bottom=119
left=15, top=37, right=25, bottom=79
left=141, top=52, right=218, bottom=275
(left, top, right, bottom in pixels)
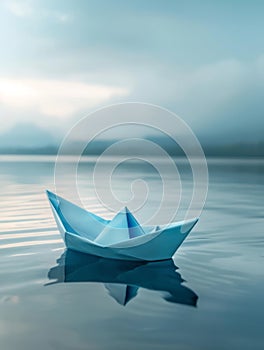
left=48, top=249, right=198, bottom=307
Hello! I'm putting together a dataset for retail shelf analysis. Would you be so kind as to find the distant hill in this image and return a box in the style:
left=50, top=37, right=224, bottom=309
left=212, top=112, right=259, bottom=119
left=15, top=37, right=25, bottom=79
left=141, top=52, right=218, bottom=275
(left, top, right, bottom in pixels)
left=202, top=142, right=264, bottom=158
left=0, top=140, right=263, bottom=157
left=0, top=123, right=263, bottom=157
left=0, top=123, right=57, bottom=149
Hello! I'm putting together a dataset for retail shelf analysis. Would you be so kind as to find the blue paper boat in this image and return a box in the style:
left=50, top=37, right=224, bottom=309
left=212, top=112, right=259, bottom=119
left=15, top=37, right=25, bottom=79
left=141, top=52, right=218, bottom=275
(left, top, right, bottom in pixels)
left=46, top=190, right=198, bottom=261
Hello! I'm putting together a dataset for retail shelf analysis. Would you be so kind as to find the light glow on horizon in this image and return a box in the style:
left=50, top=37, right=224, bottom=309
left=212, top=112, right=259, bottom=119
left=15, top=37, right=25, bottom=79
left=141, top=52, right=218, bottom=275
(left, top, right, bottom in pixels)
left=0, top=78, right=129, bottom=118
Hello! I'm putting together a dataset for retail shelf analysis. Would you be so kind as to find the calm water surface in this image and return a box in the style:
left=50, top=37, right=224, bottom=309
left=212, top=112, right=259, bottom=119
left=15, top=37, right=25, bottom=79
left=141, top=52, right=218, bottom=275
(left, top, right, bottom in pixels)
left=0, top=156, right=263, bottom=350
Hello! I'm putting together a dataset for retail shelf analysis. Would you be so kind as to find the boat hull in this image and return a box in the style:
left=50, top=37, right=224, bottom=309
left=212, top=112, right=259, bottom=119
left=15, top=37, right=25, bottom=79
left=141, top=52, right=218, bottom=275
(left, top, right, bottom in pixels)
left=63, top=221, right=197, bottom=261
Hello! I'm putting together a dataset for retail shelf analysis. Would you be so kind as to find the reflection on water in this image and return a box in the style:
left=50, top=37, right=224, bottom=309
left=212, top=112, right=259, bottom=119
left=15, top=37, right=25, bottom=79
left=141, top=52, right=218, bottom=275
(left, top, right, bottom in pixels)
left=48, top=249, right=198, bottom=306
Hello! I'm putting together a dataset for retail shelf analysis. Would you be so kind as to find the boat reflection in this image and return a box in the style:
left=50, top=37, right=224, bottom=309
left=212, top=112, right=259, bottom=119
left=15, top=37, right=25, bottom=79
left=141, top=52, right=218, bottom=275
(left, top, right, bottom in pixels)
left=48, top=249, right=198, bottom=307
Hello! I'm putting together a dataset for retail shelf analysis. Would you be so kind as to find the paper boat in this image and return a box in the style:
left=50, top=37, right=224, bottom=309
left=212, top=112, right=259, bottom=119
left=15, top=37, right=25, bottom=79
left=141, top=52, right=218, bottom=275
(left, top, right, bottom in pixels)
left=48, top=250, right=198, bottom=306
left=46, top=190, right=198, bottom=261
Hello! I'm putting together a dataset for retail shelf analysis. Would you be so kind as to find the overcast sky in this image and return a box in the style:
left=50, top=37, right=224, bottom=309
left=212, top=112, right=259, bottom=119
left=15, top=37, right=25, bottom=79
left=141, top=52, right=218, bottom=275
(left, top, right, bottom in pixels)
left=0, top=0, right=263, bottom=145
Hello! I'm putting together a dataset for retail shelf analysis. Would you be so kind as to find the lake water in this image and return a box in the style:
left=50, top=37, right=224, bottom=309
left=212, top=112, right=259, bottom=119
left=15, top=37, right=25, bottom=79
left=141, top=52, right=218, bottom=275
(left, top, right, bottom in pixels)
left=0, top=156, right=263, bottom=350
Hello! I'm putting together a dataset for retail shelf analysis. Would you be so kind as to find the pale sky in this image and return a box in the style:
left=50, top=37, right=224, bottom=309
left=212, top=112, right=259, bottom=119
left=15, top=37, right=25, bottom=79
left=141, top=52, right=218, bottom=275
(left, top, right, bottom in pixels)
left=0, top=0, right=263, bottom=145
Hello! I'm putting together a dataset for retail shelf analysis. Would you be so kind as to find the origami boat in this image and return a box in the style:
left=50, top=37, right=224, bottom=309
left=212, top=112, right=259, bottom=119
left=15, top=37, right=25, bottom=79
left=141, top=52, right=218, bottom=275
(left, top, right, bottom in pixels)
left=46, top=190, right=198, bottom=261
left=48, top=249, right=198, bottom=306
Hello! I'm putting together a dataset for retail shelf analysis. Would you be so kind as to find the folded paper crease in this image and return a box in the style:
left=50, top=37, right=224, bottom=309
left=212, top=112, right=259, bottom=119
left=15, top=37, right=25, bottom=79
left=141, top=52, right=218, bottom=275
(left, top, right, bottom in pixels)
left=46, top=190, right=198, bottom=261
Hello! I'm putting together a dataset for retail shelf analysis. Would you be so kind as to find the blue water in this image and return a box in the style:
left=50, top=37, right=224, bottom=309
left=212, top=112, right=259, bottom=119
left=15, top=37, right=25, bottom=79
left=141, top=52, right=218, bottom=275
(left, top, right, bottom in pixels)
left=0, top=156, right=263, bottom=350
